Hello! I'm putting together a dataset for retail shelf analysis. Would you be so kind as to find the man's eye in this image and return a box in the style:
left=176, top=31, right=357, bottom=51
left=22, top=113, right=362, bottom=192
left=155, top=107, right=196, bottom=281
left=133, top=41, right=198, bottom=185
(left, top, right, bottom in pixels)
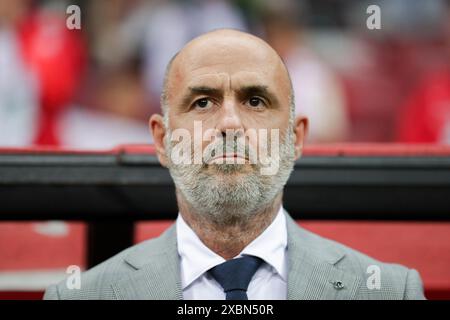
left=248, top=97, right=264, bottom=108
left=193, top=98, right=212, bottom=109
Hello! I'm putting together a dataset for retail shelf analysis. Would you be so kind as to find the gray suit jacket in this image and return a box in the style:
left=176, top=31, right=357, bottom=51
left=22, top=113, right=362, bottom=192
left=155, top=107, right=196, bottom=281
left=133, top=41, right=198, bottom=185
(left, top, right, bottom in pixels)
left=44, top=211, right=426, bottom=300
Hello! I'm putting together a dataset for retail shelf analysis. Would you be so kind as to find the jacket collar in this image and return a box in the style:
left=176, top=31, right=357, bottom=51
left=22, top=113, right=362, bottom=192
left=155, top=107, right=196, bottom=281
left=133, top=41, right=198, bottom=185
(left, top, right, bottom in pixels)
left=111, top=224, right=183, bottom=300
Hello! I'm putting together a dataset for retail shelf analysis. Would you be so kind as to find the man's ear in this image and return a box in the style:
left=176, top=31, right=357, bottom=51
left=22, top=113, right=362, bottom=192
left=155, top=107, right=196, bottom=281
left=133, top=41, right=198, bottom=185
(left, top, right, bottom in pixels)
left=149, top=114, right=169, bottom=167
left=293, top=115, right=308, bottom=160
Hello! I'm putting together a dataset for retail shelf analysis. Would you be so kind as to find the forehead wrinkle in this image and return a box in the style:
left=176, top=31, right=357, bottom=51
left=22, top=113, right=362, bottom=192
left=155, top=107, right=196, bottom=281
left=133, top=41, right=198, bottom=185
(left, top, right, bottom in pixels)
left=185, top=73, right=228, bottom=88
left=186, top=71, right=273, bottom=92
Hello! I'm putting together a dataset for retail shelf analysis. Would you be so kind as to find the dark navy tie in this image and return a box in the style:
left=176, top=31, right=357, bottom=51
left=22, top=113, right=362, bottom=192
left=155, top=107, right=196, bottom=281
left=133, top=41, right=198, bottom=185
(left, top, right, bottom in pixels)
left=208, top=255, right=263, bottom=300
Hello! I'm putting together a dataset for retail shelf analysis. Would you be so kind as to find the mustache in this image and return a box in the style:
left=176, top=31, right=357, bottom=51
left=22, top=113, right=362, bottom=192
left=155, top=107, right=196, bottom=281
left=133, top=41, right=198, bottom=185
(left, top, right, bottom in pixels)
left=202, top=137, right=252, bottom=164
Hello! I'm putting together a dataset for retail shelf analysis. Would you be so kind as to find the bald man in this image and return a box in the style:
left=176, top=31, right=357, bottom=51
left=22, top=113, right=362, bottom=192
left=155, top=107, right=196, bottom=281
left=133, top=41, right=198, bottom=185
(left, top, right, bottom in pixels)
left=44, top=29, right=425, bottom=300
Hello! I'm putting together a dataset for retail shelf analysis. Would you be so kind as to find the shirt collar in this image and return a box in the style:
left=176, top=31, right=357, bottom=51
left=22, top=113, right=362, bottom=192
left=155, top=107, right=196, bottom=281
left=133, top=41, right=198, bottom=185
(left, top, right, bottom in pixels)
left=176, top=206, right=288, bottom=289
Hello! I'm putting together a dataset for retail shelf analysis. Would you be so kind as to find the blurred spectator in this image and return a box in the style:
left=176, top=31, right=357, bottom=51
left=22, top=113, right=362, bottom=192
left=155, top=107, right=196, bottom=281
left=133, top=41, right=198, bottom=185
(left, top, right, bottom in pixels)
left=261, top=1, right=350, bottom=142
left=1, top=0, right=87, bottom=147
left=396, top=70, right=450, bottom=144
left=19, top=6, right=86, bottom=146
left=396, top=3, right=450, bottom=144
left=0, top=0, right=153, bottom=150
left=0, top=0, right=38, bottom=147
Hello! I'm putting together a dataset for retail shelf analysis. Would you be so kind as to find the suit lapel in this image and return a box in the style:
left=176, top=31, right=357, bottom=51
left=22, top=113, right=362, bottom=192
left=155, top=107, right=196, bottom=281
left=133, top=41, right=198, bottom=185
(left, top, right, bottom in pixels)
left=285, top=212, right=363, bottom=300
left=111, top=224, right=183, bottom=300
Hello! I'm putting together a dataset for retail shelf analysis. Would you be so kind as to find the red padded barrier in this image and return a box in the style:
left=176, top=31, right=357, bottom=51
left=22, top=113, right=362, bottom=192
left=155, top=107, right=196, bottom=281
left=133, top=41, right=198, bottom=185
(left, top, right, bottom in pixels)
left=303, top=143, right=450, bottom=156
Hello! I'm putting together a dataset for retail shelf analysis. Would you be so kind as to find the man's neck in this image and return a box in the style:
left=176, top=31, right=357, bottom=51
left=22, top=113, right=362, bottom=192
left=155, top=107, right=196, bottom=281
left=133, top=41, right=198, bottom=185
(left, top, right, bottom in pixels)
left=177, top=190, right=282, bottom=260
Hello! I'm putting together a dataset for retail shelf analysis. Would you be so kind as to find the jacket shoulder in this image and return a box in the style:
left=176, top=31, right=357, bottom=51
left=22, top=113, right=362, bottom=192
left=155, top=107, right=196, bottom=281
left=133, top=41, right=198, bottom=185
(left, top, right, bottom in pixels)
left=43, top=224, right=176, bottom=300
left=292, top=224, right=426, bottom=300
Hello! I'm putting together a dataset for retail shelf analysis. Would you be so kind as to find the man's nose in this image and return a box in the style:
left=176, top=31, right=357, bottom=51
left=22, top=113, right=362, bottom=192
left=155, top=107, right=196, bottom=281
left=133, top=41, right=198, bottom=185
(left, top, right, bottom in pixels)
left=216, top=98, right=244, bottom=137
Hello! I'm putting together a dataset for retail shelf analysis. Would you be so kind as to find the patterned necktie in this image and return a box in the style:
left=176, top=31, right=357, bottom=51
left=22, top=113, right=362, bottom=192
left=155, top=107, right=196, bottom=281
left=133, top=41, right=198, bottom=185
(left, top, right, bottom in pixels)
left=208, top=255, right=263, bottom=300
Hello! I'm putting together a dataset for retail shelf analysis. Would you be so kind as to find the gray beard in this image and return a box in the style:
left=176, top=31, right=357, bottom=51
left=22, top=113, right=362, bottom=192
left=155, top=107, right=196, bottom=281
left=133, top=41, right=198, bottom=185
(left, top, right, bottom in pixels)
left=165, top=127, right=296, bottom=227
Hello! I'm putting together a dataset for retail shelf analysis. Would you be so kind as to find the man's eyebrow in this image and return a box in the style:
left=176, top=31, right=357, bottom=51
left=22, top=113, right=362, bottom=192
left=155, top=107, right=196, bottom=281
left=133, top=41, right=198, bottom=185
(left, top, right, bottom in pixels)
left=237, top=85, right=279, bottom=105
left=180, top=86, right=223, bottom=107
left=179, top=85, right=280, bottom=108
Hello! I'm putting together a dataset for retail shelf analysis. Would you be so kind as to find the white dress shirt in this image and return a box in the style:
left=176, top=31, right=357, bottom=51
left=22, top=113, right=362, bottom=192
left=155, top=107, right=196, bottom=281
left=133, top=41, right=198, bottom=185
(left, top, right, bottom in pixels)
left=176, top=206, right=288, bottom=300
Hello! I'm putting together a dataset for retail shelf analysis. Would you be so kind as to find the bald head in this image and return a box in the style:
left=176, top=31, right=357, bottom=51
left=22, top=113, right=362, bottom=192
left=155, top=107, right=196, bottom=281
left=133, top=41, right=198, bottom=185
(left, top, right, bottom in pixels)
left=161, top=29, right=294, bottom=114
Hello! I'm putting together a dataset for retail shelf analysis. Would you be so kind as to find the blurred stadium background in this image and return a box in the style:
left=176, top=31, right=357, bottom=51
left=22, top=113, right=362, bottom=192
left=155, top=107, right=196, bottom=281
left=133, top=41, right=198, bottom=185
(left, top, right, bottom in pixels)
left=1, top=0, right=450, bottom=299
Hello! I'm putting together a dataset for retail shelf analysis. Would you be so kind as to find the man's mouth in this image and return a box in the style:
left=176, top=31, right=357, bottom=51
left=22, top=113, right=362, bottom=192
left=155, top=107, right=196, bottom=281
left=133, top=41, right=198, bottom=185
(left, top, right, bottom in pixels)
left=208, top=153, right=248, bottom=164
